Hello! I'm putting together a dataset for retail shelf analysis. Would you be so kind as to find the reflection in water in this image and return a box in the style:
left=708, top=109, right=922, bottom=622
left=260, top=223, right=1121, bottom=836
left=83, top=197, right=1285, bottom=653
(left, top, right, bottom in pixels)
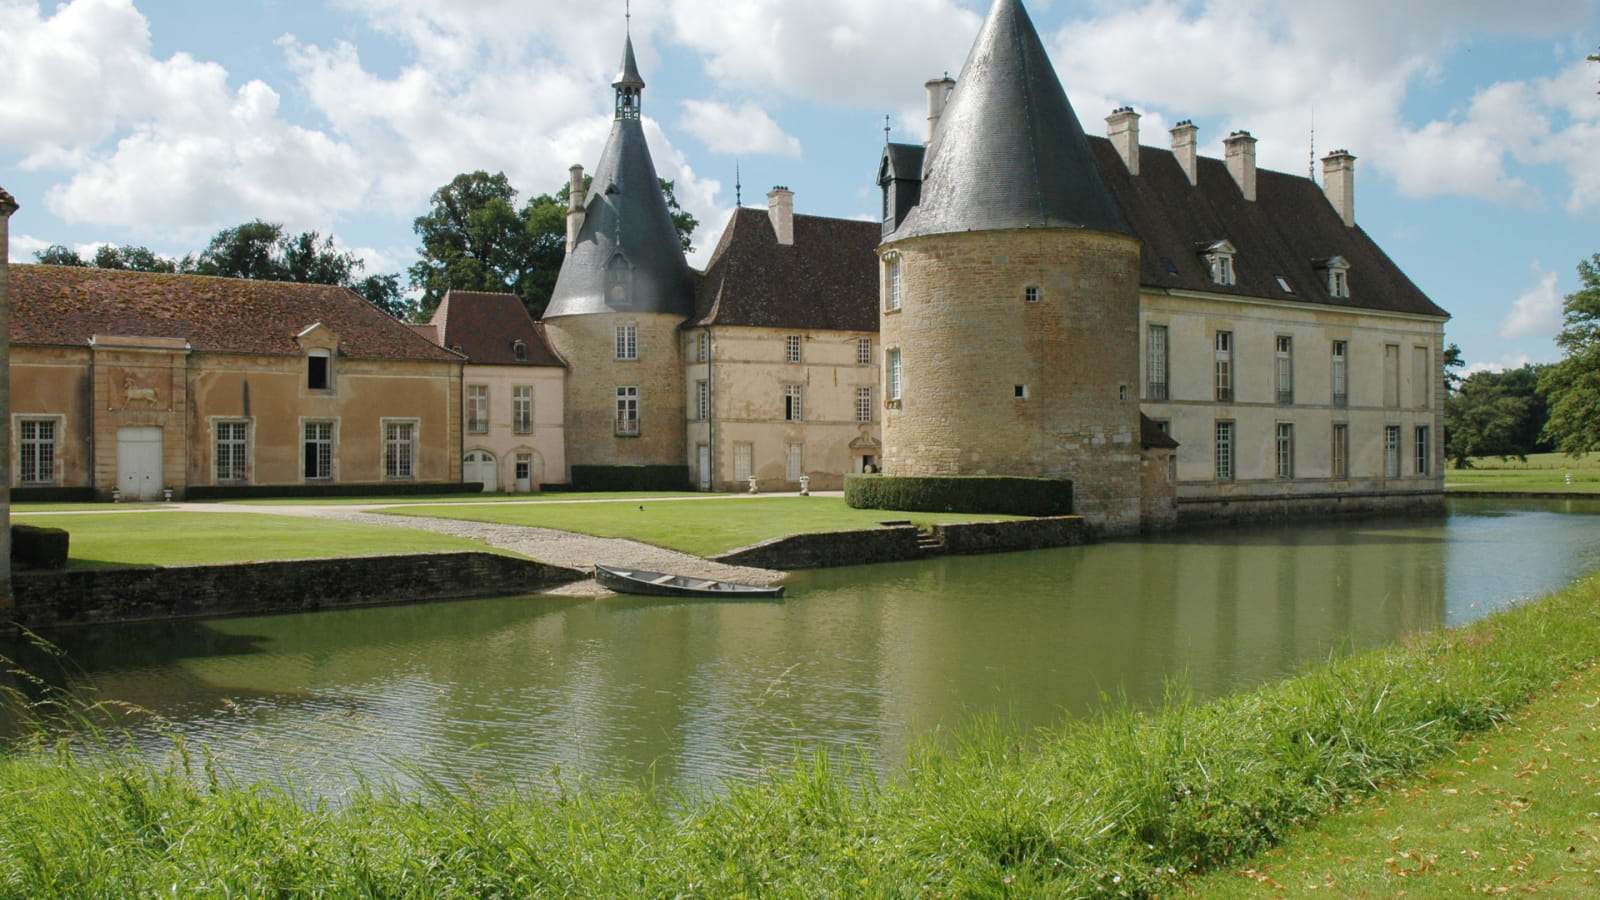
left=4, top=498, right=1599, bottom=795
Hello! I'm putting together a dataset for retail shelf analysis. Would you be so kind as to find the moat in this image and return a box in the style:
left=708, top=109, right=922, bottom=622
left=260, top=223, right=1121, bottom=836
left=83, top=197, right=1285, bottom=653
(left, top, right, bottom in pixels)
left=5, top=496, right=1599, bottom=795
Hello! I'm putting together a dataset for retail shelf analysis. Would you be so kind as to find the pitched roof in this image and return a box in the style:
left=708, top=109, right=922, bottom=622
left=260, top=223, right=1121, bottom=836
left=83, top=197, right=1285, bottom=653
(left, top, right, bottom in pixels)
left=7, top=265, right=461, bottom=361
left=892, top=0, right=1129, bottom=241
left=1089, top=139, right=1448, bottom=319
left=427, top=290, right=564, bottom=366
left=691, top=208, right=881, bottom=332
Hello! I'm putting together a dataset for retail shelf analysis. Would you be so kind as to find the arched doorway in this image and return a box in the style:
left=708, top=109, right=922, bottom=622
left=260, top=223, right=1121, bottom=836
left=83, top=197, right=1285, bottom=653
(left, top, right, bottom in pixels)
left=463, top=450, right=497, bottom=492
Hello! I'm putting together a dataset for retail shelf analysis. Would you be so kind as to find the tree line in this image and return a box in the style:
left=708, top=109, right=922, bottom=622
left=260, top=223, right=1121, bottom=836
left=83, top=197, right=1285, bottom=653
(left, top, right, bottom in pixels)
left=32, top=170, right=696, bottom=324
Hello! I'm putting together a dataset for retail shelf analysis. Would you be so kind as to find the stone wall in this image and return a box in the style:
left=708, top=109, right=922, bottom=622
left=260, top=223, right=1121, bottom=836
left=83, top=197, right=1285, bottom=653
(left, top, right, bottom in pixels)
left=935, top=517, right=1088, bottom=555
left=1175, top=490, right=1445, bottom=526
left=10, top=552, right=586, bottom=629
left=712, top=516, right=1088, bottom=569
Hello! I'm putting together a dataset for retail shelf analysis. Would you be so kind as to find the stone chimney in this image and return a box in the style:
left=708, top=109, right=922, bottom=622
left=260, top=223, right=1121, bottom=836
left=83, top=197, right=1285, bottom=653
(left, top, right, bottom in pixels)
left=565, top=164, right=587, bottom=253
left=767, top=186, right=794, bottom=246
left=1106, top=106, right=1141, bottom=175
left=1171, top=120, right=1199, bottom=186
left=0, top=186, right=16, bottom=610
left=925, top=75, right=956, bottom=141
left=1224, top=130, right=1258, bottom=201
left=1322, top=150, right=1356, bottom=227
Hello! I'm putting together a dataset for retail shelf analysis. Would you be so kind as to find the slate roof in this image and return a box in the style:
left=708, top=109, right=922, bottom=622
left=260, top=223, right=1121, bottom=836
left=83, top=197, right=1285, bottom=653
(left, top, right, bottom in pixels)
left=7, top=265, right=461, bottom=361
left=1090, top=139, right=1448, bottom=319
left=892, top=0, right=1129, bottom=241
left=690, top=208, right=882, bottom=332
left=427, top=290, right=564, bottom=366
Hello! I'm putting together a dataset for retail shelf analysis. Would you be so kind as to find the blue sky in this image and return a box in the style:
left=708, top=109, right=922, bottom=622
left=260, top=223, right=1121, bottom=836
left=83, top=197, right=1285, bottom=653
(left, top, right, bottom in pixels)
left=3, top=0, right=1597, bottom=373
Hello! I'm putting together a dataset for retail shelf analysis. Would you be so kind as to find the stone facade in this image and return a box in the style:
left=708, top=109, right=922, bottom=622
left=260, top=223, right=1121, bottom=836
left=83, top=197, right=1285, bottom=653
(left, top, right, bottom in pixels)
left=543, top=312, right=686, bottom=473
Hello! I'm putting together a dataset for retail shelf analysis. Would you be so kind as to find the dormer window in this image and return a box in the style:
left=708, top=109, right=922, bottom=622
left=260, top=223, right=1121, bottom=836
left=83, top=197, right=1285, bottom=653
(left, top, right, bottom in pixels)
left=513, top=340, right=527, bottom=362
left=1200, top=240, right=1237, bottom=286
left=1316, top=256, right=1352, bottom=299
left=307, top=348, right=332, bottom=391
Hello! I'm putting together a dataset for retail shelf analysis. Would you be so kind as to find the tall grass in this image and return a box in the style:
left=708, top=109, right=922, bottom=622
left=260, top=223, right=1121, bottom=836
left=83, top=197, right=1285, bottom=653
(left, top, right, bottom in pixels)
left=4, top=574, right=1600, bottom=898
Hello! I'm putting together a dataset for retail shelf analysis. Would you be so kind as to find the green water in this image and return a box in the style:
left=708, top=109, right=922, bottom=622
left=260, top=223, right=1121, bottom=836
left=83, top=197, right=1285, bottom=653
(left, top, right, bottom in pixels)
left=5, top=497, right=1600, bottom=794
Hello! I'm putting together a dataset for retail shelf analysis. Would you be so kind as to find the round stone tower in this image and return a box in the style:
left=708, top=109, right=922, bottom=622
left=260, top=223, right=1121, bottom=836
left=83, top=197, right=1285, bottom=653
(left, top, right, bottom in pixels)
left=543, top=34, right=694, bottom=478
left=878, top=0, right=1144, bottom=532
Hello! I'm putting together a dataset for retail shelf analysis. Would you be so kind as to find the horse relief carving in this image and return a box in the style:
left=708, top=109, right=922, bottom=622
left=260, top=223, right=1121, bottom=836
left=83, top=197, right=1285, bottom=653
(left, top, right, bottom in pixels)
left=122, top=374, right=161, bottom=408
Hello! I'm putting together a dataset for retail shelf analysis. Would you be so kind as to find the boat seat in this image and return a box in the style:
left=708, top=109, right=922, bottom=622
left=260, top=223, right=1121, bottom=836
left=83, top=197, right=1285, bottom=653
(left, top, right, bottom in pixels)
left=650, top=574, right=676, bottom=584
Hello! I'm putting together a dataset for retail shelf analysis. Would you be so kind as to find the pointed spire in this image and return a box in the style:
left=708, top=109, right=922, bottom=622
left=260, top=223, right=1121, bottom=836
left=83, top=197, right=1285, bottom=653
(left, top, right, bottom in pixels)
left=614, top=29, right=645, bottom=119
left=891, top=0, right=1128, bottom=240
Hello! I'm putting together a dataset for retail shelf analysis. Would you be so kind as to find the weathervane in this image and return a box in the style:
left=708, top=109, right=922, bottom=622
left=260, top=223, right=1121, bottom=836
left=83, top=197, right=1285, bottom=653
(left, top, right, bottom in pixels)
left=735, top=162, right=742, bottom=206
left=883, top=114, right=891, bottom=145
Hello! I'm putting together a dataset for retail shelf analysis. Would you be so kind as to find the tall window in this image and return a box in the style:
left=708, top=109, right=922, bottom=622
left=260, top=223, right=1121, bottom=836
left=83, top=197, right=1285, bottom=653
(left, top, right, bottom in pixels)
left=512, top=385, right=533, bottom=434
left=1331, top=423, right=1349, bottom=479
left=1384, top=425, right=1401, bottom=478
left=1215, top=421, right=1235, bottom=481
left=734, top=442, right=753, bottom=482
left=1146, top=324, right=1168, bottom=401
left=466, top=384, right=489, bottom=433
left=18, top=419, right=57, bottom=484
left=216, top=421, right=248, bottom=482
left=784, top=384, right=804, bottom=422
left=1275, top=423, right=1294, bottom=479
left=1331, top=269, right=1348, bottom=298
left=307, top=348, right=332, bottom=391
left=1214, top=331, right=1234, bottom=402
left=304, top=421, right=334, bottom=480
left=785, top=335, right=802, bottom=363
left=886, top=348, right=903, bottom=400
left=857, top=338, right=872, bottom=365
left=885, top=256, right=903, bottom=310
left=1331, top=341, right=1348, bottom=407
left=615, top=387, right=640, bottom=436
left=695, top=379, right=710, bottom=421
left=384, top=421, right=416, bottom=478
left=1415, top=426, right=1431, bottom=476
left=696, top=332, right=709, bottom=363
left=615, top=325, right=638, bottom=360
left=1275, top=336, right=1294, bottom=405
left=785, top=443, right=804, bottom=482
left=856, top=386, right=873, bottom=423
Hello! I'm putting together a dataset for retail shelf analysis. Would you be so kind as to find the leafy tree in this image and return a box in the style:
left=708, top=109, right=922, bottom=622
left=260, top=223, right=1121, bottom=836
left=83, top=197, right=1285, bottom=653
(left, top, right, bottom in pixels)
left=1444, top=365, right=1550, bottom=467
left=190, top=219, right=415, bottom=319
left=410, top=170, right=697, bottom=322
left=1442, top=342, right=1464, bottom=391
left=92, top=245, right=178, bottom=272
left=1540, top=253, right=1600, bottom=455
left=34, top=245, right=89, bottom=266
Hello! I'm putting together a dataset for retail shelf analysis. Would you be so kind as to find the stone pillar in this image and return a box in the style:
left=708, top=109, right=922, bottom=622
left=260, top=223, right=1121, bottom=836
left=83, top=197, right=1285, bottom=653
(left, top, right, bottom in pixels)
left=767, top=186, right=794, bottom=246
left=1106, top=106, right=1140, bottom=175
left=925, top=75, right=956, bottom=140
left=0, top=186, right=16, bottom=615
left=1170, top=120, right=1198, bottom=186
left=566, top=165, right=587, bottom=253
left=1224, top=130, right=1257, bottom=201
left=1322, top=150, right=1356, bottom=227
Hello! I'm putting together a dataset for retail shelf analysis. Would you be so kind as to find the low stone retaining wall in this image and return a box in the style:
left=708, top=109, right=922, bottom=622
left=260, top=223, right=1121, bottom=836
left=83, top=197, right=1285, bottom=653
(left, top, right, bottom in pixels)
left=1175, top=490, right=1445, bottom=526
left=10, top=553, right=586, bottom=629
left=712, top=517, right=1088, bottom=569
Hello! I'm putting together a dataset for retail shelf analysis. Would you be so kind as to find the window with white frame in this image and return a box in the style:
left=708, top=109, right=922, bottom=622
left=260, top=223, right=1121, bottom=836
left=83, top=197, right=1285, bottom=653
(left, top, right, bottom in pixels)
left=886, top=348, right=903, bottom=401
left=304, top=420, right=334, bottom=480
left=512, top=385, right=533, bottom=434
left=1275, top=336, right=1294, bottom=405
left=615, top=325, right=638, bottom=360
left=784, top=384, right=804, bottom=422
left=616, top=386, right=640, bottom=436
left=696, top=332, right=709, bottom=363
left=695, top=379, right=710, bottom=421
left=1331, top=341, right=1348, bottom=407
left=1321, top=257, right=1351, bottom=298
left=785, top=335, right=801, bottom=363
left=1275, top=423, right=1294, bottom=479
left=384, top=421, right=417, bottom=479
left=885, top=255, right=903, bottom=311
left=1331, top=423, right=1349, bottom=479
left=1215, top=421, right=1235, bottom=481
left=1214, top=331, right=1234, bottom=402
left=785, top=443, right=804, bottom=482
left=307, top=348, right=333, bottom=391
left=1146, top=324, right=1168, bottom=401
left=734, top=442, right=753, bottom=482
left=512, top=341, right=527, bottom=362
left=857, top=338, right=872, bottom=366
left=1384, top=425, right=1401, bottom=478
left=1203, top=242, right=1237, bottom=286
left=856, top=386, right=873, bottom=423
left=1415, top=426, right=1431, bottom=476
left=215, top=420, right=248, bottom=483
left=466, top=384, right=489, bottom=433
left=18, top=418, right=58, bottom=485
left=1024, top=286, right=1041, bottom=304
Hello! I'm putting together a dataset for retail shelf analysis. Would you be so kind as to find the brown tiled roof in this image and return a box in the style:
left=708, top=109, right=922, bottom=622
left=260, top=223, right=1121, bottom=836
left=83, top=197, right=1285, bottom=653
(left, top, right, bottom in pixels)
left=428, top=290, right=564, bottom=367
left=7, top=265, right=461, bottom=361
left=690, top=209, right=881, bottom=331
left=1089, top=137, right=1449, bottom=319
left=408, top=323, right=439, bottom=344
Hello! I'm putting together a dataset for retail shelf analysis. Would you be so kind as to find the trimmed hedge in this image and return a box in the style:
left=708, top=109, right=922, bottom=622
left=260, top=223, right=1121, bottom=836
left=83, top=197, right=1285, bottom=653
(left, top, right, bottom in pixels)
left=10, top=487, right=97, bottom=503
left=183, top=482, right=485, bottom=501
left=845, top=474, right=1073, bottom=517
left=570, top=465, right=691, bottom=492
left=11, top=523, right=69, bottom=570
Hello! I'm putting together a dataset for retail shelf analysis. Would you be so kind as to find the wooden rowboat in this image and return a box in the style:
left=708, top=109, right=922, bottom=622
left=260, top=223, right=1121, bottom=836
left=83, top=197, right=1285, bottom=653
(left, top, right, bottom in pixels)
left=593, top=564, right=785, bottom=599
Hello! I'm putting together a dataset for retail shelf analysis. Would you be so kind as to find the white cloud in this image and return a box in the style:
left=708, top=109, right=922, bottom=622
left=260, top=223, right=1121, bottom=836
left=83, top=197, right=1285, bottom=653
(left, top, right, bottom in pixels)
left=679, top=101, right=802, bottom=157
left=8, top=232, right=52, bottom=262
left=1499, top=262, right=1564, bottom=340
left=1465, top=353, right=1533, bottom=376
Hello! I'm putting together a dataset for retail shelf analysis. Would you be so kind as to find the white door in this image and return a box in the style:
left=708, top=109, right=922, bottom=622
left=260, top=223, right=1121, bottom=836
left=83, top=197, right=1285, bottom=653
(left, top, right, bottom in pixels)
left=514, top=454, right=533, bottom=492
left=117, top=427, right=163, bottom=500
left=697, top=443, right=712, bottom=491
left=464, top=451, right=497, bottom=492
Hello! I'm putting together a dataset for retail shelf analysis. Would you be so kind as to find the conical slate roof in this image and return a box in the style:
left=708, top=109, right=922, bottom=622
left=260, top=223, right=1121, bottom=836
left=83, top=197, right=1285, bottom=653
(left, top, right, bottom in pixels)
left=545, top=40, right=693, bottom=319
left=891, top=0, right=1129, bottom=241
left=614, top=35, right=644, bottom=90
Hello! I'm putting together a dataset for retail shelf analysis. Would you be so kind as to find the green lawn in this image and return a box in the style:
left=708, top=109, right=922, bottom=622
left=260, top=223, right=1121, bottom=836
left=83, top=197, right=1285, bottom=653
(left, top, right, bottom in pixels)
left=11, top=511, right=514, bottom=569
left=382, top=496, right=1027, bottom=557
left=1183, top=659, right=1600, bottom=898
left=1446, top=451, right=1600, bottom=492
